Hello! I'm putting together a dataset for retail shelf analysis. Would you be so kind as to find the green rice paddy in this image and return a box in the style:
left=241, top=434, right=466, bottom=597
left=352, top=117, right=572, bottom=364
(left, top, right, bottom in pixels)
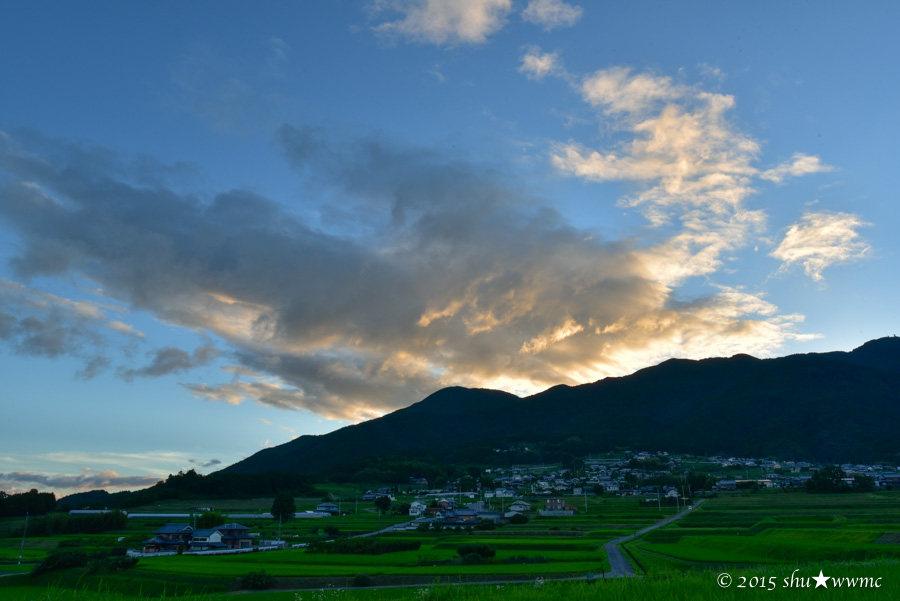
left=3, top=491, right=899, bottom=599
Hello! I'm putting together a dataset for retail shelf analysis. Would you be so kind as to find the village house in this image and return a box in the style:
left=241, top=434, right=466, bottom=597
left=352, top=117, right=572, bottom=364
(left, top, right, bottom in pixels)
left=315, top=502, right=340, bottom=515
left=442, top=508, right=479, bottom=526
left=409, top=500, right=428, bottom=516
left=142, top=522, right=253, bottom=554
left=189, top=528, right=227, bottom=551
left=142, top=523, right=193, bottom=553
left=508, top=500, right=532, bottom=513
left=539, top=498, right=576, bottom=516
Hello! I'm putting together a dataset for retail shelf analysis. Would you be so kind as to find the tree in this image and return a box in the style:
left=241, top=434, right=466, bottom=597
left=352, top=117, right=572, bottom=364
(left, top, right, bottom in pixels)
left=196, top=511, right=225, bottom=529
left=373, top=495, right=392, bottom=515
left=805, top=465, right=848, bottom=493
left=271, top=492, right=296, bottom=522
left=853, top=473, right=876, bottom=492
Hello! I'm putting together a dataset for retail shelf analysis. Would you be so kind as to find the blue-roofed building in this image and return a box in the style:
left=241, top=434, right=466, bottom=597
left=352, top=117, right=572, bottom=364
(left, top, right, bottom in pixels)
left=215, top=523, right=253, bottom=549
left=189, top=528, right=227, bottom=551
left=141, top=522, right=253, bottom=553
left=142, top=523, right=193, bottom=553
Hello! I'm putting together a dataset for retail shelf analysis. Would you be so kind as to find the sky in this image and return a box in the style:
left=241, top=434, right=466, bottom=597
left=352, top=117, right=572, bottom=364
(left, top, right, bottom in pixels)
left=1, top=1, right=898, bottom=497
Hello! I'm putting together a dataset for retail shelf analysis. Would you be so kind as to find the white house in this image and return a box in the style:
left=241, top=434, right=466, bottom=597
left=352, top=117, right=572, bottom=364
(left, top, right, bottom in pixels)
left=409, top=500, right=428, bottom=517
left=508, top=500, right=532, bottom=512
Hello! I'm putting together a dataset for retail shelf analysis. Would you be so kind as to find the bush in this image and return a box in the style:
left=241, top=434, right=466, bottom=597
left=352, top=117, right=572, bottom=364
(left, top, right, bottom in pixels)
left=87, top=556, right=139, bottom=574
left=238, top=570, right=275, bottom=590
left=352, top=574, right=374, bottom=587
left=509, top=513, right=529, bottom=524
left=33, top=549, right=90, bottom=575
left=461, top=553, right=483, bottom=565
left=457, top=544, right=495, bottom=559
left=475, top=520, right=496, bottom=530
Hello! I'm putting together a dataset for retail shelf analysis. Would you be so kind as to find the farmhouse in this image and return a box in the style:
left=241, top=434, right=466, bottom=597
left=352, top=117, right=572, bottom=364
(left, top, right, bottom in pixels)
left=539, top=498, right=576, bottom=516
left=409, top=500, right=428, bottom=516
left=316, top=502, right=340, bottom=515
left=141, top=522, right=253, bottom=553
left=141, top=523, right=193, bottom=553
left=508, top=500, right=532, bottom=512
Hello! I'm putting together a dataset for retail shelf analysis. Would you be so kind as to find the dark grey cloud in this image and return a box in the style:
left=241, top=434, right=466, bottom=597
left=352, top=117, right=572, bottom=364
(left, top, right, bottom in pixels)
left=75, top=356, right=112, bottom=381
left=0, top=126, right=799, bottom=421
left=188, top=458, right=222, bottom=468
left=119, top=346, right=221, bottom=382
left=0, top=471, right=159, bottom=492
left=0, top=279, right=112, bottom=377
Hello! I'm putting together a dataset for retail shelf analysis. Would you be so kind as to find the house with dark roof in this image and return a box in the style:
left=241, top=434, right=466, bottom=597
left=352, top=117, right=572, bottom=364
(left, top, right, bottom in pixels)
left=216, top=523, right=253, bottom=549
left=142, top=523, right=193, bottom=553
left=442, top=508, right=479, bottom=526
left=189, top=528, right=227, bottom=551
left=141, top=522, right=253, bottom=553
left=316, top=502, right=340, bottom=515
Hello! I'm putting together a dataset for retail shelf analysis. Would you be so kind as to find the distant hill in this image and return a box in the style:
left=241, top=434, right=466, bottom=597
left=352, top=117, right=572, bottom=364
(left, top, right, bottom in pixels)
left=221, top=337, right=900, bottom=475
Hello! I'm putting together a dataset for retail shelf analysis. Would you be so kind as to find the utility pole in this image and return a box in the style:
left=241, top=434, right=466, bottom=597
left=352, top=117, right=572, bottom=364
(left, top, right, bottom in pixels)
left=18, top=512, right=29, bottom=565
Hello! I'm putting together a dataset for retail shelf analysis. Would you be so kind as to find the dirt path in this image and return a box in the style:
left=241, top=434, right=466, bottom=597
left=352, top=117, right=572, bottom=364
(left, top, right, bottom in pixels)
left=604, top=498, right=707, bottom=577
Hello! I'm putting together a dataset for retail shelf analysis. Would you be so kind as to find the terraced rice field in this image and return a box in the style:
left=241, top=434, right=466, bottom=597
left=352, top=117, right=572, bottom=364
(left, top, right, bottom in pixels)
left=625, top=492, right=900, bottom=571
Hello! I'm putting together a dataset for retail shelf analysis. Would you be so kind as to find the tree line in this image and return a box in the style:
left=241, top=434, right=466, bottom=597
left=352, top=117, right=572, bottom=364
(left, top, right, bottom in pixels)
left=0, top=489, right=56, bottom=517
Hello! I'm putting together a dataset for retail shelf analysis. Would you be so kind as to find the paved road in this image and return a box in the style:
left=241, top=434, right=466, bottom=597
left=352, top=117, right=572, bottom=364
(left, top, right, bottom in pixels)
left=604, top=499, right=707, bottom=577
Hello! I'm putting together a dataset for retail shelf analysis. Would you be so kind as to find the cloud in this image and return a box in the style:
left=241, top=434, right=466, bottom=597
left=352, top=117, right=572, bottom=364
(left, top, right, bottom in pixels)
left=535, top=66, right=851, bottom=290
left=118, top=345, right=221, bottom=381
left=519, top=46, right=568, bottom=81
left=761, top=153, right=834, bottom=183
left=521, top=0, right=583, bottom=30
left=166, top=38, right=295, bottom=132
left=771, top=212, right=871, bottom=281
left=371, top=0, right=513, bottom=45
left=0, top=123, right=817, bottom=422
left=0, top=470, right=159, bottom=493
left=551, top=79, right=763, bottom=285
left=0, top=278, right=136, bottom=377
left=580, top=67, right=685, bottom=115
left=187, top=458, right=222, bottom=468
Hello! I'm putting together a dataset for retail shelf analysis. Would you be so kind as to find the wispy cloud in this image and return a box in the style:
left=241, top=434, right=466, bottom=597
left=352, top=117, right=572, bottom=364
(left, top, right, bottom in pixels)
left=166, top=38, right=294, bottom=132
left=370, top=0, right=513, bottom=45
left=518, top=46, right=569, bottom=81
left=521, top=0, right=583, bottom=31
left=771, top=212, right=871, bottom=281
left=118, top=346, right=220, bottom=381
left=187, top=458, right=222, bottom=469
left=0, top=470, right=159, bottom=494
left=0, top=84, right=846, bottom=425
left=761, top=153, right=834, bottom=183
left=0, top=278, right=137, bottom=378
left=529, top=63, right=849, bottom=293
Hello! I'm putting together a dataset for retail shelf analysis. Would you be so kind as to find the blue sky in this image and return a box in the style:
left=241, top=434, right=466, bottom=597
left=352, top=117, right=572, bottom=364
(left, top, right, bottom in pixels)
left=1, top=1, right=897, bottom=496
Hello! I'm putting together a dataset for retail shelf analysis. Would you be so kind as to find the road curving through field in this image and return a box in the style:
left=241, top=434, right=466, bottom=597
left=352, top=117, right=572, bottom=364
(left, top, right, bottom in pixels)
left=605, top=498, right=707, bottom=577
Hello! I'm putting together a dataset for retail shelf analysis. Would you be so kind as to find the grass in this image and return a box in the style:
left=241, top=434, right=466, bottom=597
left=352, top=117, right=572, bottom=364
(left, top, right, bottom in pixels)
left=3, top=559, right=899, bottom=600
left=5, top=490, right=899, bottom=598
left=628, top=491, right=900, bottom=568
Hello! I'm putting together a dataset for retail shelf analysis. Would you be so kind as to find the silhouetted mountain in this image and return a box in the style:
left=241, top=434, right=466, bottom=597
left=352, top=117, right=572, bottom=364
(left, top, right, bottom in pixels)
left=221, top=337, right=900, bottom=475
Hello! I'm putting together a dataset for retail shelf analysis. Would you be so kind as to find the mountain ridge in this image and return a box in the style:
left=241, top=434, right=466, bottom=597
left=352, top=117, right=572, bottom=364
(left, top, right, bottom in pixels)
left=220, top=336, right=900, bottom=475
